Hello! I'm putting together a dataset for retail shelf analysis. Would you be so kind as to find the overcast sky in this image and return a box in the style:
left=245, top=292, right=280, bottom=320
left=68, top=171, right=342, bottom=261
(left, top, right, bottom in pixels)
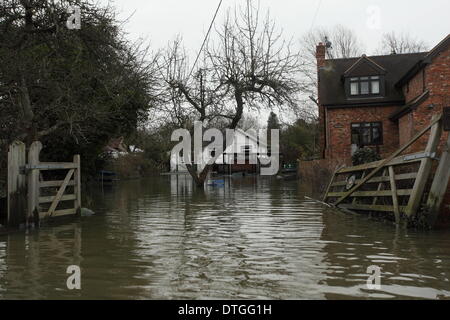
left=105, top=0, right=449, bottom=56
left=100, top=0, right=449, bottom=124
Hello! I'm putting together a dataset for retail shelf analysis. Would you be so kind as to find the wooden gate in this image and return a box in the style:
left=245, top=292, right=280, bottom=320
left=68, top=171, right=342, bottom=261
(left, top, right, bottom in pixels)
left=324, top=114, right=448, bottom=226
left=7, top=141, right=81, bottom=227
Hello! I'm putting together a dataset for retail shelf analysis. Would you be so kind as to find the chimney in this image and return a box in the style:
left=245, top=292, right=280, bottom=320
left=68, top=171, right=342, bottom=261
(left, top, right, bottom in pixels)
left=316, top=42, right=326, bottom=69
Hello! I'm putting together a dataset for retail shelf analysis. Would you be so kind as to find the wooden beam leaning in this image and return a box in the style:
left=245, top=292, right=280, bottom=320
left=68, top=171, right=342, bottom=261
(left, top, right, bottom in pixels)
left=426, top=133, right=450, bottom=227
left=74, top=155, right=82, bottom=213
left=323, top=168, right=338, bottom=202
left=406, top=116, right=443, bottom=216
left=46, top=169, right=75, bottom=218
left=334, top=114, right=442, bottom=206
left=388, top=166, right=400, bottom=224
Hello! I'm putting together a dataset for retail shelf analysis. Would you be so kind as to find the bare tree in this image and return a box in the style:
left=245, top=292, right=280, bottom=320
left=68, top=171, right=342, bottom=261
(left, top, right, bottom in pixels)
left=377, top=32, right=428, bottom=54
left=301, top=25, right=364, bottom=61
left=299, top=25, right=364, bottom=109
left=161, top=0, right=303, bottom=186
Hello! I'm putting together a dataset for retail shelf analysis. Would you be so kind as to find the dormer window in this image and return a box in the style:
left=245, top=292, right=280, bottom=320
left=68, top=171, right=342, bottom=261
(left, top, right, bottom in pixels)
left=350, top=76, right=381, bottom=96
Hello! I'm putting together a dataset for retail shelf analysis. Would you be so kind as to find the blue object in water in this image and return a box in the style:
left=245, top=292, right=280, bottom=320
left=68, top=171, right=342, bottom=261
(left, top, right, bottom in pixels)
left=207, top=179, right=225, bottom=186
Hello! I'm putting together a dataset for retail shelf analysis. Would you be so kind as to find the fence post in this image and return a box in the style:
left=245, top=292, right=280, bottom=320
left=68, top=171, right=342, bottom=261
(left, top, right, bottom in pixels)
left=27, top=141, right=42, bottom=225
left=7, top=141, right=27, bottom=227
left=406, top=116, right=442, bottom=217
left=426, top=133, right=450, bottom=227
left=74, top=155, right=82, bottom=214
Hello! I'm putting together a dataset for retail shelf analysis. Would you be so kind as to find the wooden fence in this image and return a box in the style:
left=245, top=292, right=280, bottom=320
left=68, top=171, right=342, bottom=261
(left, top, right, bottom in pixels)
left=7, top=141, right=81, bottom=227
left=324, top=114, right=450, bottom=227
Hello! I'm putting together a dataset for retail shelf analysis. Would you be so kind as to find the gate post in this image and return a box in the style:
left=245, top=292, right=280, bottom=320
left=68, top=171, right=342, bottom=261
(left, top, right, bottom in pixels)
left=27, top=141, right=42, bottom=225
left=7, top=141, right=27, bottom=227
left=74, top=155, right=82, bottom=214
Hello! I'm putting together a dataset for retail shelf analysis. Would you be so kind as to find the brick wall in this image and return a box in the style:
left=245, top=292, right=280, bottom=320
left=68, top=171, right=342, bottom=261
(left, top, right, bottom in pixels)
left=324, top=106, right=400, bottom=161
left=398, top=45, right=450, bottom=227
left=400, top=45, right=450, bottom=153
left=317, top=43, right=327, bottom=158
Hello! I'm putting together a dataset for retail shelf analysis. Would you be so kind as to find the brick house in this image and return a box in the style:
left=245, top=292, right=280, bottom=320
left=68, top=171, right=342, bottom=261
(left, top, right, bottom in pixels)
left=310, top=34, right=450, bottom=227
left=316, top=34, right=449, bottom=163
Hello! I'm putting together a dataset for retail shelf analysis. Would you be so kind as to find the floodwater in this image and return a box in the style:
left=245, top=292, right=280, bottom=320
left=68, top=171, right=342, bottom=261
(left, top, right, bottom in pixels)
left=0, top=175, right=449, bottom=300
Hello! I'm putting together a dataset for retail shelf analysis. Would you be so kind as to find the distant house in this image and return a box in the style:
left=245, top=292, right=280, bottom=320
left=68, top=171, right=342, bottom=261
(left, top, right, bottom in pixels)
left=170, top=128, right=272, bottom=174
left=316, top=34, right=449, bottom=163
left=104, top=137, right=128, bottom=159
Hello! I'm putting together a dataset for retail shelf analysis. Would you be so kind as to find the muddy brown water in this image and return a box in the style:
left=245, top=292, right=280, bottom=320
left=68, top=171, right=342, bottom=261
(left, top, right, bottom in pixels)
left=0, top=175, right=449, bottom=299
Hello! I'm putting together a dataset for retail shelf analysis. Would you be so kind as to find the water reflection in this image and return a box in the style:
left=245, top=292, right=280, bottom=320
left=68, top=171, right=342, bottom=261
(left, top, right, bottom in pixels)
left=0, top=176, right=449, bottom=299
left=320, top=209, right=450, bottom=299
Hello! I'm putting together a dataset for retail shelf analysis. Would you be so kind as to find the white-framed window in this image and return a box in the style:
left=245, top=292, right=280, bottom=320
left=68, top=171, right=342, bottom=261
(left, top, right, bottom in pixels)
left=349, top=76, right=381, bottom=96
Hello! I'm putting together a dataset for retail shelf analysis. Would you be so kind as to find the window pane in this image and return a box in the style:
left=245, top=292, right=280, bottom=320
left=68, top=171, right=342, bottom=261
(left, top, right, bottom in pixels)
left=360, top=81, right=369, bottom=94
left=371, top=81, right=380, bottom=94
left=350, top=82, right=359, bottom=95
left=350, top=77, right=358, bottom=81
left=351, top=127, right=360, bottom=145
left=371, top=76, right=380, bottom=80
left=372, top=127, right=382, bottom=144
left=360, top=77, right=369, bottom=80
left=351, top=123, right=360, bottom=128
left=361, top=128, right=371, bottom=145
left=351, top=133, right=360, bottom=145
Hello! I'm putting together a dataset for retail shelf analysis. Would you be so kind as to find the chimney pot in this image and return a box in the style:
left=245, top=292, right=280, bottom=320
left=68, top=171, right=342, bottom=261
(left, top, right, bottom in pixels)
left=316, top=42, right=326, bottom=69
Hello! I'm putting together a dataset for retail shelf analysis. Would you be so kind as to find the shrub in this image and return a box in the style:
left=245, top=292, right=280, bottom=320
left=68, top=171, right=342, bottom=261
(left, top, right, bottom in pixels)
left=352, top=147, right=381, bottom=166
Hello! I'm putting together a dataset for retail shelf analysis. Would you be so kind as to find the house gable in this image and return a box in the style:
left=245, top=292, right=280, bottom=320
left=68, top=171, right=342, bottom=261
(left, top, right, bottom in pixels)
left=319, top=52, right=427, bottom=108
left=343, top=55, right=386, bottom=77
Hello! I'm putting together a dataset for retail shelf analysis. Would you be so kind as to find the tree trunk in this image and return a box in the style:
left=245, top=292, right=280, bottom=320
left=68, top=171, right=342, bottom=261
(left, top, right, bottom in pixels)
left=186, top=164, right=212, bottom=187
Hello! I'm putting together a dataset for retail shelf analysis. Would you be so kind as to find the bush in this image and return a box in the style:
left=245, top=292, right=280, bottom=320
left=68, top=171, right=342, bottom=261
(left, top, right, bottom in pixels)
left=352, top=147, right=381, bottom=166
left=104, top=153, right=162, bottom=179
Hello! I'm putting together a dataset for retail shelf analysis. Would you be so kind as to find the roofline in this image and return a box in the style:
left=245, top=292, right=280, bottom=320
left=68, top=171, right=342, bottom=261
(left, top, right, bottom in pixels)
left=389, top=90, right=430, bottom=120
left=343, top=54, right=387, bottom=76
left=324, top=51, right=429, bottom=63
left=323, top=100, right=405, bottom=109
left=396, top=34, right=450, bottom=88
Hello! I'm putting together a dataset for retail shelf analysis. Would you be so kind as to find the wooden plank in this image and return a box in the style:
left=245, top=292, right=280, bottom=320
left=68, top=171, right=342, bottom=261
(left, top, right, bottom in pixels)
left=323, top=167, right=339, bottom=202
left=27, top=163, right=78, bottom=170
left=334, top=114, right=442, bottom=206
left=39, top=194, right=77, bottom=204
left=7, top=141, right=27, bottom=227
left=331, top=172, right=417, bottom=187
left=406, top=117, right=443, bottom=216
left=389, top=166, right=400, bottom=224
left=46, top=169, right=75, bottom=217
left=328, top=189, right=412, bottom=198
left=339, top=204, right=407, bottom=213
left=40, top=180, right=76, bottom=188
left=53, top=208, right=78, bottom=217
left=74, top=155, right=82, bottom=212
left=27, top=141, right=42, bottom=224
left=426, top=133, right=450, bottom=226
left=337, top=152, right=424, bottom=174
left=373, top=168, right=388, bottom=205
left=353, top=171, right=366, bottom=205
left=38, top=208, right=77, bottom=219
